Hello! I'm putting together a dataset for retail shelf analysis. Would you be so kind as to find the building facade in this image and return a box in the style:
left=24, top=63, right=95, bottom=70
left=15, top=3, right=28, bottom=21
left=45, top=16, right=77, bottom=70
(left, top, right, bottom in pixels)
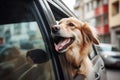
left=109, top=0, right=120, bottom=49
left=74, top=0, right=84, bottom=21
left=74, top=0, right=110, bottom=43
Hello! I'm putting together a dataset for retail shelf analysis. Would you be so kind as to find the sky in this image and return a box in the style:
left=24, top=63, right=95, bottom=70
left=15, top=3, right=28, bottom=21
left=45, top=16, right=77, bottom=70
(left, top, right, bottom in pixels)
left=62, top=0, right=75, bottom=11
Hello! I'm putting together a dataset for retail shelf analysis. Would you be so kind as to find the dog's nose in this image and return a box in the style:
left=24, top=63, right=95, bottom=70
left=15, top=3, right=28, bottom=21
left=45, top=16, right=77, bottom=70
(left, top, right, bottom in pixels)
left=52, top=25, right=60, bottom=33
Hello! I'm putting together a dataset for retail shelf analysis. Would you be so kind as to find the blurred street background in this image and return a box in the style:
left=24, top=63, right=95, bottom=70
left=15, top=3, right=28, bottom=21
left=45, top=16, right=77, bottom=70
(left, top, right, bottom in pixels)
left=62, top=0, right=120, bottom=80
left=63, top=0, right=120, bottom=49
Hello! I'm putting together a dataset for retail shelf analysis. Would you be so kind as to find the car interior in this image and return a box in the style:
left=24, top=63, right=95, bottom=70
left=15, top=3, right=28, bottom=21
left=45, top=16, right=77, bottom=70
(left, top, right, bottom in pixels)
left=0, top=0, right=106, bottom=80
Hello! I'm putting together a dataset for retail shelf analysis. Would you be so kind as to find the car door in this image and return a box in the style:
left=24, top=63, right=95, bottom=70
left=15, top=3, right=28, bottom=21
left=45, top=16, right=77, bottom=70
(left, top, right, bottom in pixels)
left=0, top=0, right=59, bottom=80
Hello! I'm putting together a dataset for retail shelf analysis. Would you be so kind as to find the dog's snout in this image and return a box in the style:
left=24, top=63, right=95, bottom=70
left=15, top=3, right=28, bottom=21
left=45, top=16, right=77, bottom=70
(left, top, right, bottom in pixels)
left=52, top=25, right=60, bottom=33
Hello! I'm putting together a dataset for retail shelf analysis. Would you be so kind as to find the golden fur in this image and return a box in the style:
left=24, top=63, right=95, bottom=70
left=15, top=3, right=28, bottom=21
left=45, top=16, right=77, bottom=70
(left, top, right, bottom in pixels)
left=52, top=17, right=99, bottom=80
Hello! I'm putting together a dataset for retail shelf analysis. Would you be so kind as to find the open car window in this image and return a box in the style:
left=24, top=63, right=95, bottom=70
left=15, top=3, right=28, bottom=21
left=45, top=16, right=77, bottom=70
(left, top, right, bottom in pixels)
left=48, top=1, right=74, bottom=80
left=48, top=1, right=98, bottom=80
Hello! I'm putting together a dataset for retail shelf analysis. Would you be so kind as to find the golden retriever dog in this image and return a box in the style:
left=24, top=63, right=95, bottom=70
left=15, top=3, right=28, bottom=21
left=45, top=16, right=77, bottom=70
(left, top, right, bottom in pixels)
left=52, top=17, right=99, bottom=80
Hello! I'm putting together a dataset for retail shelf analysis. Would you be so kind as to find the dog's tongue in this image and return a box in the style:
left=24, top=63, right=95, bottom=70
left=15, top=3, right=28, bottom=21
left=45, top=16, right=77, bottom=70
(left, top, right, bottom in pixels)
left=55, top=38, right=70, bottom=51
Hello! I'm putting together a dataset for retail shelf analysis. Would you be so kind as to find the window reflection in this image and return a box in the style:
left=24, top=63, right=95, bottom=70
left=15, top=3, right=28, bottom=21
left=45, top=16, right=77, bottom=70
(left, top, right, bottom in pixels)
left=0, top=22, right=54, bottom=80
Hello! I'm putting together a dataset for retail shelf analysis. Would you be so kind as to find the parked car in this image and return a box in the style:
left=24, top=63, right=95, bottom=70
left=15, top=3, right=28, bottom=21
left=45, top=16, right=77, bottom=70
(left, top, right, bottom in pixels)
left=0, top=0, right=106, bottom=80
left=95, top=43, right=120, bottom=68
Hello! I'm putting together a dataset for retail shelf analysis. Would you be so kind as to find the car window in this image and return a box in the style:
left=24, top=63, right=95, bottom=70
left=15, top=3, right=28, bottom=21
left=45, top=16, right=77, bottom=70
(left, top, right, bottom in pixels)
left=48, top=1, right=98, bottom=80
left=112, top=47, right=120, bottom=51
left=48, top=1, right=73, bottom=80
left=0, top=1, right=55, bottom=80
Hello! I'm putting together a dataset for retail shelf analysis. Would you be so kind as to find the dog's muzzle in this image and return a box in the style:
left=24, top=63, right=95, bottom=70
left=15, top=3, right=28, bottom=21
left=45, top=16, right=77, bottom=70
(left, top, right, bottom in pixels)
left=52, top=25, right=75, bottom=53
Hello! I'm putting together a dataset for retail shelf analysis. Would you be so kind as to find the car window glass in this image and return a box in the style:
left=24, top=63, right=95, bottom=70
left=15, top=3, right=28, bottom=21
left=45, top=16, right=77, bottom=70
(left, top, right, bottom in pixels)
left=0, top=1, right=55, bottom=80
left=112, top=47, right=120, bottom=51
left=0, top=22, right=55, bottom=80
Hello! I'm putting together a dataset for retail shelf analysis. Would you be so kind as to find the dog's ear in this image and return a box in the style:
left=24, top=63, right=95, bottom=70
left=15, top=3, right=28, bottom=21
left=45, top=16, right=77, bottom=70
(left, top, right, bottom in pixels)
left=81, top=22, right=99, bottom=44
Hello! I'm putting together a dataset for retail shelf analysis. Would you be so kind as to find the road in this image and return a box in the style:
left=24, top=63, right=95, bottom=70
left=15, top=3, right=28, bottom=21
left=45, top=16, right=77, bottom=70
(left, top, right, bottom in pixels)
left=106, top=68, right=120, bottom=80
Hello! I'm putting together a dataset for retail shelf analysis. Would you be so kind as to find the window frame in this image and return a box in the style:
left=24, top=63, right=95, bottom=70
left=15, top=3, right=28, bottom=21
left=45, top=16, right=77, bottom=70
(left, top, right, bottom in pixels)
left=34, top=0, right=67, bottom=80
left=35, top=0, right=77, bottom=80
left=112, top=1, right=119, bottom=16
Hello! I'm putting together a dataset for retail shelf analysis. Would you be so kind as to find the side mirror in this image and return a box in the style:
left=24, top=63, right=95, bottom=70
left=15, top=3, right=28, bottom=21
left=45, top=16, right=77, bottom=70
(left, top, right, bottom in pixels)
left=26, top=49, right=49, bottom=64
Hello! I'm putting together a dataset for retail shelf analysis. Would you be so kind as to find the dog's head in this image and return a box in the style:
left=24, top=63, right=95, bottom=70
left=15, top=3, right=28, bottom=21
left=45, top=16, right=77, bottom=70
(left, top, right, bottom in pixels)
left=52, top=17, right=99, bottom=53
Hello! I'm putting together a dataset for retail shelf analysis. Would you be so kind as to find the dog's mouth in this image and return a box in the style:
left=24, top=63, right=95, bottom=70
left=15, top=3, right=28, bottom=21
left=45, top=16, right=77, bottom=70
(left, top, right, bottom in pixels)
left=53, top=36, right=75, bottom=52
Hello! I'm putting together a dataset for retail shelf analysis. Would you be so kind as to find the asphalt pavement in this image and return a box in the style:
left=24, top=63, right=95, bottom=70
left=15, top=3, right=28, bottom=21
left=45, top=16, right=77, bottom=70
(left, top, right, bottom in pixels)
left=106, top=68, right=120, bottom=80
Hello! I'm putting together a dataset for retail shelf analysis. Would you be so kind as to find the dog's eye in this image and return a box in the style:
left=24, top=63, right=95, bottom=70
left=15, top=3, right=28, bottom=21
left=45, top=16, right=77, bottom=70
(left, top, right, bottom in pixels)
left=68, top=23, right=75, bottom=27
